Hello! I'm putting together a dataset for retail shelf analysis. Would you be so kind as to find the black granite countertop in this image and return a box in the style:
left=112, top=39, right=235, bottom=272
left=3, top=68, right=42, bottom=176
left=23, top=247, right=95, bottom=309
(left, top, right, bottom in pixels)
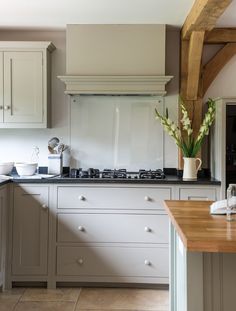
left=0, top=175, right=221, bottom=185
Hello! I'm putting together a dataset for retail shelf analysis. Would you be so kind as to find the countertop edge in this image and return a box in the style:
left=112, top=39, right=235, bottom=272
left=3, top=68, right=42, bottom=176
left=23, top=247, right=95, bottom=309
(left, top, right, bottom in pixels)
left=164, top=200, right=236, bottom=253
left=0, top=176, right=221, bottom=185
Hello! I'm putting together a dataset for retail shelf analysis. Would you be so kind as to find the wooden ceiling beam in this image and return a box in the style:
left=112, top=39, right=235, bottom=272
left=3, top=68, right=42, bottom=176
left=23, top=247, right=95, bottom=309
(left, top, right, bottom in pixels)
left=202, top=43, right=236, bottom=95
left=205, top=28, right=236, bottom=43
left=182, top=0, right=232, bottom=40
left=186, top=31, right=205, bottom=100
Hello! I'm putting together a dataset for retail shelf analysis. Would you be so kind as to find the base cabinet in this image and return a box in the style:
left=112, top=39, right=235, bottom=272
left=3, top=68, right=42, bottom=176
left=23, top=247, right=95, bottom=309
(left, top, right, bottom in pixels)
left=12, top=186, right=49, bottom=276
left=0, top=186, right=7, bottom=289
left=170, top=223, right=236, bottom=311
left=6, top=182, right=220, bottom=288
left=55, top=185, right=171, bottom=285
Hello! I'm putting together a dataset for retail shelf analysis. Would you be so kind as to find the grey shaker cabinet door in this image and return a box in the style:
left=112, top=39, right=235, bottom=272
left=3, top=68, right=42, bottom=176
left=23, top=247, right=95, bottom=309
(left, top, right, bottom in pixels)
left=0, top=187, right=7, bottom=287
left=0, top=52, right=3, bottom=123
left=3, top=51, right=43, bottom=124
left=12, top=186, right=49, bottom=275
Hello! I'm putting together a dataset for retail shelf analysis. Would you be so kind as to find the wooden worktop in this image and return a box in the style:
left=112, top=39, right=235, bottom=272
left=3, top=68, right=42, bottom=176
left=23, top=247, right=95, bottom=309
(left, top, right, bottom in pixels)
left=164, top=200, right=236, bottom=253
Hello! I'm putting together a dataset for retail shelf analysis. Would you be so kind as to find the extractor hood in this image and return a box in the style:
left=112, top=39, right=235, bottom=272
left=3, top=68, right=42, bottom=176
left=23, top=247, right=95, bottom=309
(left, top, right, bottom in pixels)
left=58, top=24, right=173, bottom=95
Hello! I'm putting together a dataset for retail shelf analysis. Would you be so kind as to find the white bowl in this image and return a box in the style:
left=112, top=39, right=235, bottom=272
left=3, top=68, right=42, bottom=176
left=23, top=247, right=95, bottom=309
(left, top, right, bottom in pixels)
left=15, top=162, right=38, bottom=176
left=0, top=162, right=14, bottom=175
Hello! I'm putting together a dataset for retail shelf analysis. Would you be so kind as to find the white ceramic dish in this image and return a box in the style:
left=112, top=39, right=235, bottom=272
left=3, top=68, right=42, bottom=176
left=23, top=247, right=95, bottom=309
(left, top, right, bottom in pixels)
left=15, top=162, right=38, bottom=176
left=0, top=162, right=14, bottom=175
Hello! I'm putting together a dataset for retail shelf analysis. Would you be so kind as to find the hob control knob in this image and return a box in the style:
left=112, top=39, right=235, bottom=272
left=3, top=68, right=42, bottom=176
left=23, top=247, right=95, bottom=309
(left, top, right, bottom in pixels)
left=79, top=195, right=86, bottom=201
left=144, top=260, right=151, bottom=266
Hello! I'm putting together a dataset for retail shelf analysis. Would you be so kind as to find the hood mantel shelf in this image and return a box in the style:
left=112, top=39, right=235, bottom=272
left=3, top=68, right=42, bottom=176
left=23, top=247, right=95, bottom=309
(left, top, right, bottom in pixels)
left=57, top=75, right=173, bottom=95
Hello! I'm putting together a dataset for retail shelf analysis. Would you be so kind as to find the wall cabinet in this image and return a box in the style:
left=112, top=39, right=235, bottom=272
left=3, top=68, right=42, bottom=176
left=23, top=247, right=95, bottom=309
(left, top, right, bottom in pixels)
left=0, top=186, right=7, bottom=289
left=0, top=42, right=55, bottom=128
left=12, top=185, right=49, bottom=276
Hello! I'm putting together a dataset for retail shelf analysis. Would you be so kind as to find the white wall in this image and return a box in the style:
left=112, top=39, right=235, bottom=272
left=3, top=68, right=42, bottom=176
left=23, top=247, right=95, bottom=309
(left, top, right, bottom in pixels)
left=0, top=28, right=179, bottom=169
left=203, top=44, right=236, bottom=100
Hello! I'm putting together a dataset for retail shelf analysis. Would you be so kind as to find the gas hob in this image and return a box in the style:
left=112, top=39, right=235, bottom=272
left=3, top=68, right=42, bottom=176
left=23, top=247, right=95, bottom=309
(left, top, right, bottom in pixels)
left=68, top=168, right=165, bottom=180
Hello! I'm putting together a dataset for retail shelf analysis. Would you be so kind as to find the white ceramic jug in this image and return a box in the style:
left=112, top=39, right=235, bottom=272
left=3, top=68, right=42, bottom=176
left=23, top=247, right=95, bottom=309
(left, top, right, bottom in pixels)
left=183, top=157, right=202, bottom=181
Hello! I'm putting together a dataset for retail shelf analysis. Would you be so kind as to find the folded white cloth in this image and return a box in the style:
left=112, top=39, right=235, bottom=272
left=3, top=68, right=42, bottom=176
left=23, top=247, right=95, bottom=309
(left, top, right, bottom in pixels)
left=210, top=197, right=236, bottom=214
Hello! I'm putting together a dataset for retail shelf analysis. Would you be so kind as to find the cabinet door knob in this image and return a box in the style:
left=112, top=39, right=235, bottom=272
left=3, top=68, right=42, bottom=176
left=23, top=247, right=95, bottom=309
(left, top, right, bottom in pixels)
left=78, top=226, right=85, bottom=231
left=42, top=203, right=48, bottom=210
left=77, top=258, right=83, bottom=265
left=144, top=226, right=152, bottom=232
left=79, top=195, right=86, bottom=201
left=144, top=259, right=151, bottom=266
left=4, top=105, right=10, bottom=110
left=144, top=196, right=151, bottom=201
left=0, top=105, right=3, bottom=110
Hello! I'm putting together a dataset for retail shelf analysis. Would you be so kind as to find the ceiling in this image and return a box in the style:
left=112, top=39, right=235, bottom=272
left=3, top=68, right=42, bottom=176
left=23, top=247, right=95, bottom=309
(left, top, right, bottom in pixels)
left=0, top=0, right=196, bottom=30
left=0, top=0, right=235, bottom=30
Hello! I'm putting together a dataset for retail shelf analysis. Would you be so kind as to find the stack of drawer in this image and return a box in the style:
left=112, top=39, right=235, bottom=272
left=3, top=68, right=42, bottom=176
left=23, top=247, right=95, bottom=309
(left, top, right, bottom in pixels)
left=56, top=185, right=171, bottom=284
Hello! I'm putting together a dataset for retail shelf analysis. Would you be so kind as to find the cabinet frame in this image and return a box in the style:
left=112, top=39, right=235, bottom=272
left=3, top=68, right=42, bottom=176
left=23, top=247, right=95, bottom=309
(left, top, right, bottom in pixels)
left=0, top=41, right=55, bottom=128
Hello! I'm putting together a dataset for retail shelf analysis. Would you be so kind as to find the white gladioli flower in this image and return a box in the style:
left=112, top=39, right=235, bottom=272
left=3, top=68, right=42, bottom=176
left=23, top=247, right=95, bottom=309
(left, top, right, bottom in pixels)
left=187, top=128, right=193, bottom=136
left=171, top=123, right=176, bottom=131
left=166, top=118, right=172, bottom=125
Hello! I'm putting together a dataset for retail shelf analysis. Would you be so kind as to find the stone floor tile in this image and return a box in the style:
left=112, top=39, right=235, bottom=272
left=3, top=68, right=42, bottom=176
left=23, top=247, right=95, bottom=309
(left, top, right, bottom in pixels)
left=20, top=288, right=81, bottom=302
left=14, top=301, right=76, bottom=311
left=76, top=288, right=169, bottom=310
left=0, top=288, right=26, bottom=311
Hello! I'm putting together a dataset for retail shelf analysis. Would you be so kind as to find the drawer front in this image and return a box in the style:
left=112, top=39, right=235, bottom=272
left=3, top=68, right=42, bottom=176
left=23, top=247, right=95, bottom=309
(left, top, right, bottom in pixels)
left=57, top=246, right=169, bottom=278
left=179, top=187, right=217, bottom=201
left=57, top=213, right=168, bottom=243
left=57, top=186, right=171, bottom=210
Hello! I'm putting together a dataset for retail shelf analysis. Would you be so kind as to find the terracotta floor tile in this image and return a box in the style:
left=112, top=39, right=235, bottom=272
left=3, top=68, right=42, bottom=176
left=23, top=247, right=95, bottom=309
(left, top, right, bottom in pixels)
left=14, top=301, right=76, bottom=311
left=20, top=288, right=81, bottom=302
left=76, top=288, right=169, bottom=310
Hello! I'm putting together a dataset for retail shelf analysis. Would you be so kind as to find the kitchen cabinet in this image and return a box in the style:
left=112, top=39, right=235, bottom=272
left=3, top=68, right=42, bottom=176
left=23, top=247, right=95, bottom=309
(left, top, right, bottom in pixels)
left=178, top=186, right=219, bottom=201
left=0, top=186, right=7, bottom=289
left=55, top=184, right=171, bottom=285
left=12, top=185, right=49, bottom=276
left=0, top=42, right=55, bottom=128
left=6, top=182, right=221, bottom=288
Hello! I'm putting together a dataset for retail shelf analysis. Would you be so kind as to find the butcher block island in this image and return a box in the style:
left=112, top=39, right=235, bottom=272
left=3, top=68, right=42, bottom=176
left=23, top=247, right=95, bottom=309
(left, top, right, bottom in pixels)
left=165, top=200, right=236, bottom=311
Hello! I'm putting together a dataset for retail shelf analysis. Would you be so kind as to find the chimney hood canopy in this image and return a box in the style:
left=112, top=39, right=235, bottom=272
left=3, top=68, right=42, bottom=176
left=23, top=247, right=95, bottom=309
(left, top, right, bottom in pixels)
left=58, top=24, right=173, bottom=95
left=58, top=75, right=173, bottom=95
